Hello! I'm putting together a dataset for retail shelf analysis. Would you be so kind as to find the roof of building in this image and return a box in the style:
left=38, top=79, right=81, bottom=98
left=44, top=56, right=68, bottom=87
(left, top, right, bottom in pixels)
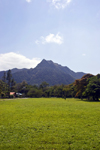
left=10, top=92, right=16, bottom=95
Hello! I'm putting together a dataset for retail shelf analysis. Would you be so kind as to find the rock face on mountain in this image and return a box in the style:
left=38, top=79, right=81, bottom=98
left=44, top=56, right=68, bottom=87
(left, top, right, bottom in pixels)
left=0, top=59, right=85, bottom=85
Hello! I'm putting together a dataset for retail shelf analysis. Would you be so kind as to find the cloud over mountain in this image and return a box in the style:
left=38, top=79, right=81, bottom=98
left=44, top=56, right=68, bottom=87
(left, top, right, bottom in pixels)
left=0, top=52, right=41, bottom=71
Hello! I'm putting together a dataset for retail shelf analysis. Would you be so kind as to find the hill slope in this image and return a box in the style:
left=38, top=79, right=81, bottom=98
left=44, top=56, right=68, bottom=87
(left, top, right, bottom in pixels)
left=0, top=59, right=85, bottom=85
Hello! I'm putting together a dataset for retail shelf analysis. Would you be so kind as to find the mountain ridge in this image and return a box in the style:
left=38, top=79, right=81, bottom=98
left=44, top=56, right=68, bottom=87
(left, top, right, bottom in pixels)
left=0, top=59, right=86, bottom=85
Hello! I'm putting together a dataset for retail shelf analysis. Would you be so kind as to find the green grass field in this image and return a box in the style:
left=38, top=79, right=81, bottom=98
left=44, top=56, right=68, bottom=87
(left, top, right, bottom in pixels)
left=0, top=98, right=100, bottom=150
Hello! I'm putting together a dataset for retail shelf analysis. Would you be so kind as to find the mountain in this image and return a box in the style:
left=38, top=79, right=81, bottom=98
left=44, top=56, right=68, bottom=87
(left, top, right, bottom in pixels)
left=0, top=71, right=5, bottom=79
left=11, top=68, right=27, bottom=74
left=0, top=59, right=86, bottom=86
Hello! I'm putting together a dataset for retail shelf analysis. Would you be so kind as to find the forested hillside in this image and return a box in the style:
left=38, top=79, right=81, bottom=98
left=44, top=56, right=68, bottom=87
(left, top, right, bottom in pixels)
left=0, top=68, right=100, bottom=101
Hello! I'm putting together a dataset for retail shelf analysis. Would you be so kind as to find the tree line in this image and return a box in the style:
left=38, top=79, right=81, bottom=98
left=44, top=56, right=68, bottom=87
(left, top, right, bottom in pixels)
left=0, top=70, right=100, bottom=101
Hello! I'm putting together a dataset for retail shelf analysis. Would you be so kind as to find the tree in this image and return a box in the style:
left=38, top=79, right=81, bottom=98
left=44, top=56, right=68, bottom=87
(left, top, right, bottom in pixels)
left=2, top=72, right=7, bottom=93
left=0, top=80, right=3, bottom=97
left=39, top=81, right=49, bottom=89
left=0, top=80, right=9, bottom=98
left=11, top=78, right=16, bottom=91
left=74, top=74, right=94, bottom=99
left=83, top=75, right=100, bottom=101
left=14, top=81, right=28, bottom=97
left=27, top=87, right=42, bottom=98
left=62, top=84, right=75, bottom=98
left=6, top=70, right=12, bottom=88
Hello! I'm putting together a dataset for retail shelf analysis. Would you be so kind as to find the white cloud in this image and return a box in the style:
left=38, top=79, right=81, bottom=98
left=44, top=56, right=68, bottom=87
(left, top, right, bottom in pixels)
left=26, top=0, right=31, bottom=3
left=0, top=52, right=41, bottom=71
left=82, top=54, right=86, bottom=56
left=35, top=40, right=40, bottom=45
left=36, top=33, right=63, bottom=45
left=48, top=0, right=72, bottom=9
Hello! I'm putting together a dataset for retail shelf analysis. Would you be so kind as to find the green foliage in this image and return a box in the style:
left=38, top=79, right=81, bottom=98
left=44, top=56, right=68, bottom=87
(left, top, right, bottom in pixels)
left=14, top=81, right=28, bottom=96
left=0, top=70, right=16, bottom=98
left=10, top=95, right=14, bottom=98
left=39, top=81, right=49, bottom=89
left=27, top=88, right=43, bottom=98
left=74, top=74, right=94, bottom=99
left=6, top=69, right=12, bottom=87
left=1, top=71, right=100, bottom=101
left=0, top=98, right=100, bottom=149
left=83, top=75, right=100, bottom=101
left=11, top=78, right=16, bottom=91
left=0, top=80, right=9, bottom=98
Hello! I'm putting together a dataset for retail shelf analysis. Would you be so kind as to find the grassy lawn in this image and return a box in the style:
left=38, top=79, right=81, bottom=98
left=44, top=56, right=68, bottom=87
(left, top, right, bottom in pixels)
left=0, top=98, right=100, bottom=150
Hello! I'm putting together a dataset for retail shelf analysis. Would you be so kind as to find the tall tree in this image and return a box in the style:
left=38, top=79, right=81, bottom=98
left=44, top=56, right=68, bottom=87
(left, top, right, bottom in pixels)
left=11, top=78, right=16, bottom=91
left=6, top=70, right=12, bottom=88
left=0, top=80, right=8, bottom=98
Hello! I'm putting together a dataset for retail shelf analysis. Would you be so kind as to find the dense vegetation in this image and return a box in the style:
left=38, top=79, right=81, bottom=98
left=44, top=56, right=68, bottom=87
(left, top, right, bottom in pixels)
left=0, top=98, right=100, bottom=150
left=0, top=69, right=100, bottom=101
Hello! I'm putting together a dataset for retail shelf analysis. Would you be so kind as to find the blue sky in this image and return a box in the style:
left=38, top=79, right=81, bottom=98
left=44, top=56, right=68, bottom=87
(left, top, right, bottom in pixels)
left=0, top=0, right=100, bottom=74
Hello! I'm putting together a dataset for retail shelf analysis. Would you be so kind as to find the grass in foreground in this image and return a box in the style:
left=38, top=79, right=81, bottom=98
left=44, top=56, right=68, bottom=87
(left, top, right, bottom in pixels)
left=0, top=98, right=100, bottom=150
